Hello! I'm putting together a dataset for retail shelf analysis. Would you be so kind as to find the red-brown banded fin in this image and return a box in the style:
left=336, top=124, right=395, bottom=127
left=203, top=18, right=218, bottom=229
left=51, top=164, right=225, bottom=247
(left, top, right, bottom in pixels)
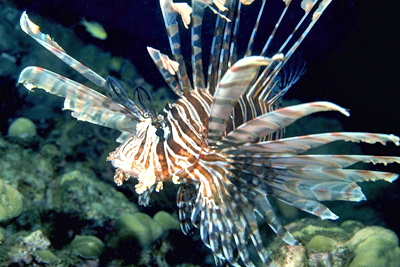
left=20, top=11, right=106, bottom=88
left=224, top=132, right=400, bottom=155
left=18, top=66, right=137, bottom=133
left=147, top=47, right=183, bottom=96
left=208, top=56, right=281, bottom=144
left=219, top=101, right=349, bottom=147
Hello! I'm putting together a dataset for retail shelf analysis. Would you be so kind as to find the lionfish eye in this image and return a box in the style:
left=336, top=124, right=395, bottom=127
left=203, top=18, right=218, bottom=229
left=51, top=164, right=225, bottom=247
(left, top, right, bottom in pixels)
left=155, top=127, right=164, bottom=137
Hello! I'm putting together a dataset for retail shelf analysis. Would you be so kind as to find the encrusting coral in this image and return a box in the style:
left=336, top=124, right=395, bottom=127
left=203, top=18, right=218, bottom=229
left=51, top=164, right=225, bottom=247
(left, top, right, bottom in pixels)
left=270, top=219, right=400, bottom=267
left=7, top=117, right=36, bottom=139
left=346, top=226, right=400, bottom=267
left=67, top=235, right=104, bottom=259
left=0, top=178, right=23, bottom=244
left=7, top=117, right=37, bottom=146
left=107, top=211, right=180, bottom=250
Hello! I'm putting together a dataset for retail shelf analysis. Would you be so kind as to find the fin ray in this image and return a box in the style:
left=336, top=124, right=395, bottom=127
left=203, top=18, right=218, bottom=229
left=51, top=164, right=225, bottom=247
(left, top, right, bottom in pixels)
left=18, top=66, right=137, bottom=133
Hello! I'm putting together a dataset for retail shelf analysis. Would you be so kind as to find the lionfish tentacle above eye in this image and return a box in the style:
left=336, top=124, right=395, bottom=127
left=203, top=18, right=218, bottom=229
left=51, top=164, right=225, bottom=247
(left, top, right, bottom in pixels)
left=133, top=86, right=153, bottom=110
left=105, top=76, right=145, bottom=118
left=18, top=0, right=400, bottom=266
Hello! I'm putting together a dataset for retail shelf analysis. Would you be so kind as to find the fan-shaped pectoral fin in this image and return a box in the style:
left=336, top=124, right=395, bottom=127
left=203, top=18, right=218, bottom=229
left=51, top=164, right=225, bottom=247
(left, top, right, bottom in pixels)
left=208, top=55, right=284, bottom=145
left=18, top=66, right=137, bottom=133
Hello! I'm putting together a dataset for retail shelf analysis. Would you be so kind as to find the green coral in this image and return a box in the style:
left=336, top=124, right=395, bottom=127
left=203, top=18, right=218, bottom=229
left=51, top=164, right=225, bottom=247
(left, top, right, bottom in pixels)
left=34, top=249, right=60, bottom=265
left=271, top=219, right=400, bottom=267
left=68, top=235, right=104, bottom=259
left=109, top=212, right=164, bottom=249
left=0, top=227, right=5, bottom=244
left=106, top=211, right=181, bottom=265
left=307, top=235, right=337, bottom=252
left=153, top=211, right=180, bottom=231
left=7, top=117, right=36, bottom=139
left=346, top=226, right=400, bottom=267
left=291, top=224, right=345, bottom=241
left=0, top=178, right=23, bottom=228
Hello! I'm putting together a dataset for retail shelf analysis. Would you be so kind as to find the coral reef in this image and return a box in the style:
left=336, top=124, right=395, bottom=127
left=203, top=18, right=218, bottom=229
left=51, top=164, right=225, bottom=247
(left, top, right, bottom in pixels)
left=270, top=219, right=400, bottom=267
left=153, top=211, right=180, bottom=232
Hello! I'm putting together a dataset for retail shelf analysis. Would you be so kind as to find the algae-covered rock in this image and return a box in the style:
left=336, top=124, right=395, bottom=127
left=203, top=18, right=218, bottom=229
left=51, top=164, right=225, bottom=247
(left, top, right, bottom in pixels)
left=7, top=117, right=36, bottom=139
left=50, top=169, right=138, bottom=225
left=21, top=229, right=51, bottom=251
left=291, top=224, right=346, bottom=242
left=0, top=178, right=23, bottom=227
left=68, top=235, right=104, bottom=259
left=340, top=220, right=365, bottom=235
left=301, top=225, right=345, bottom=237
left=346, top=226, right=400, bottom=267
left=8, top=230, right=51, bottom=265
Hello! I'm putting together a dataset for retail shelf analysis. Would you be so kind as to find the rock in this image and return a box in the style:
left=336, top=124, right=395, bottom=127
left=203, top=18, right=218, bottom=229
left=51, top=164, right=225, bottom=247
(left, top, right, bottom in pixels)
left=21, top=230, right=51, bottom=251
left=8, top=230, right=52, bottom=265
left=340, top=220, right=365, bottom=235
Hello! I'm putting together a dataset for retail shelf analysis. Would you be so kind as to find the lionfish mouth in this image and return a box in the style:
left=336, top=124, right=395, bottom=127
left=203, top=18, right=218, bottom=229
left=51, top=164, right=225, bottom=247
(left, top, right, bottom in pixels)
left=108, top=155, right=164, bottom=194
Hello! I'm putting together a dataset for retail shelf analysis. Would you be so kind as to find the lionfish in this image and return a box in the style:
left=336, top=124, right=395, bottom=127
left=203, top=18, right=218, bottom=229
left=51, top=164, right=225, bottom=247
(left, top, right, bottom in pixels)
left=17, top=0, right=399, bottom=266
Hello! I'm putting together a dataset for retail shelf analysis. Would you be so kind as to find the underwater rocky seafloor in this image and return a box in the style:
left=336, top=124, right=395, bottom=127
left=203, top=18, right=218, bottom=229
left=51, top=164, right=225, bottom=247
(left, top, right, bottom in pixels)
left=1, top=0, right=400, bottom=266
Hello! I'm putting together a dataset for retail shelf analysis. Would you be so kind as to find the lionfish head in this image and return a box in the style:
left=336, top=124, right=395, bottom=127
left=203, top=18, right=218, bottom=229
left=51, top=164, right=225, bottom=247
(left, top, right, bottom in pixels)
left=104, top=76, right=171, bottom=196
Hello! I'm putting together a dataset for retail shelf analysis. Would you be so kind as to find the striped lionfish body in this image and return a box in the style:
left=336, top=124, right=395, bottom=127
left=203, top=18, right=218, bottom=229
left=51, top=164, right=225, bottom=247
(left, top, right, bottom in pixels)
left=17, top=0, right=400, bottom=266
